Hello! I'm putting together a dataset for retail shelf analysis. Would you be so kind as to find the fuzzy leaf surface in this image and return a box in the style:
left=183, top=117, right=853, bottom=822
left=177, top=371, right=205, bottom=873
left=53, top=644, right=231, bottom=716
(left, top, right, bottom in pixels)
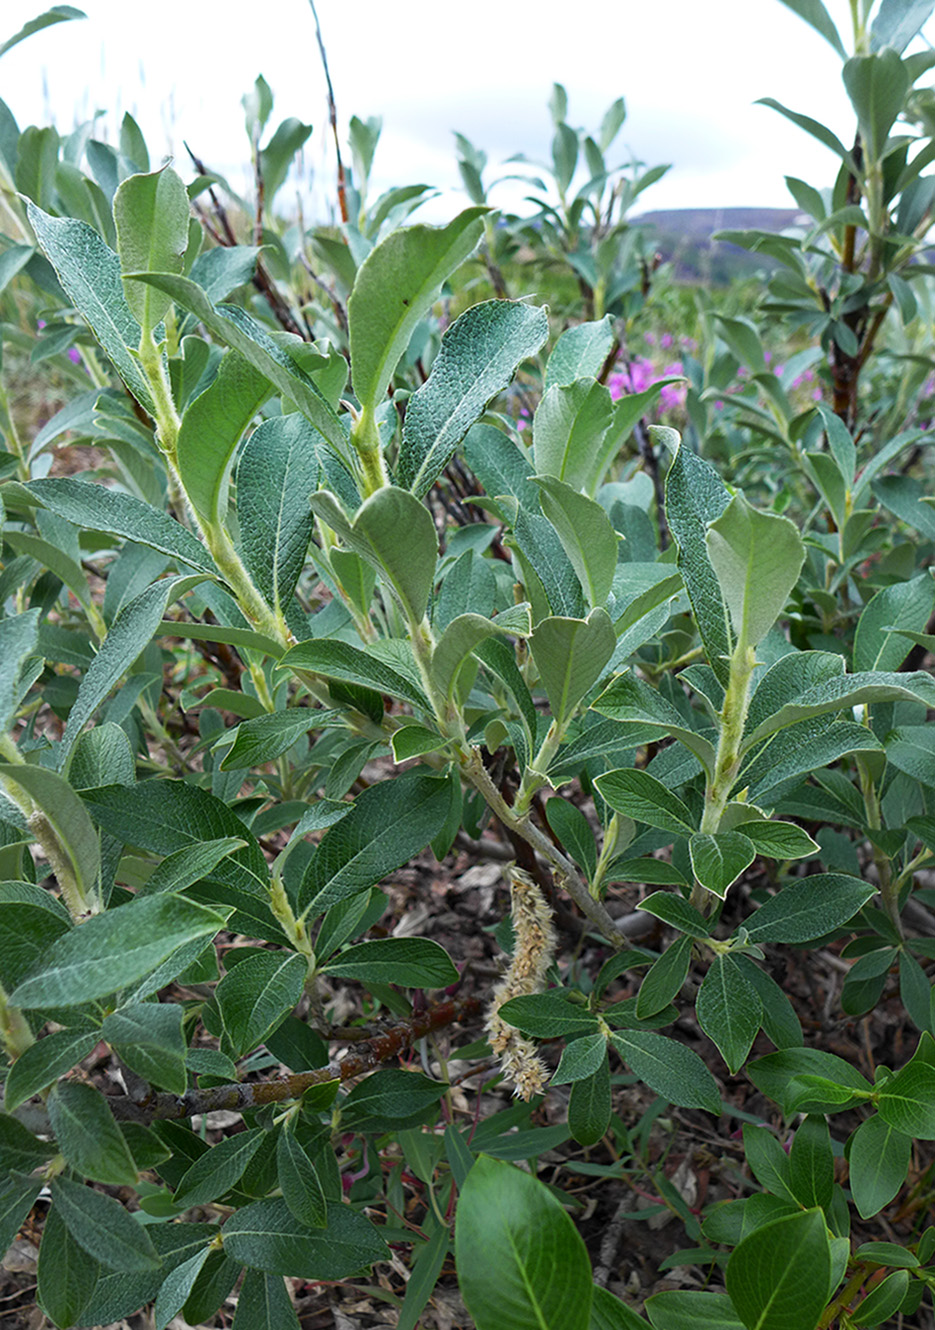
left=398, top=299, right=548, bottom=496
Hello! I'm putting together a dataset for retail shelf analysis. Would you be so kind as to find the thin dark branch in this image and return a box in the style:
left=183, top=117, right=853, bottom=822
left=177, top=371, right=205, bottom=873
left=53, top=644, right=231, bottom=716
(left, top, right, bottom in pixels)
left=308, top=0, right=349, bottom=225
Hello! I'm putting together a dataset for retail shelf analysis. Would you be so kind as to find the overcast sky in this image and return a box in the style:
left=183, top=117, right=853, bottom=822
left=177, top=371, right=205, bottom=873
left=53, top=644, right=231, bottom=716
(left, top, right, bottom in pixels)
left=2, top=0, right=933, bottom=222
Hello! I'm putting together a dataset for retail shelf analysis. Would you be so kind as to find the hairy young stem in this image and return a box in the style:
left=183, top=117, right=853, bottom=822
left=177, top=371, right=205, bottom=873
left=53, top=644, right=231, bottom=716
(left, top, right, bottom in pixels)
left=691, top=642, right=757, bottom=911
left=461, top=748, right=624, bottom=945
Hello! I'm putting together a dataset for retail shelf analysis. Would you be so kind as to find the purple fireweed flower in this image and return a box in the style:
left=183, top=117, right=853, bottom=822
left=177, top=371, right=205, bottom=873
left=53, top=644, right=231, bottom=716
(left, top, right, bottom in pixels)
left=67, top=347, right=81, bottom=365
left=660, top=332, right=673, bottom=349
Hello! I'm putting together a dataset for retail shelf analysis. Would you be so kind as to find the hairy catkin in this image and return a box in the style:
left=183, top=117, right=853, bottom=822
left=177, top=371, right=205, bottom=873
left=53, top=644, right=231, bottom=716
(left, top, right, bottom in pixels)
left=485, top=866, right=557, bottom=1099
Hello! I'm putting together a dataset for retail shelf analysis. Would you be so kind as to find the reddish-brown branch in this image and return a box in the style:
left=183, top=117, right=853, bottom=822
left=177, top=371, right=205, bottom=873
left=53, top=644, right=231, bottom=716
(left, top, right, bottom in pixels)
left=308, top=0, right=349, bottom=225
left=106, top=995, right=482, bottom=1123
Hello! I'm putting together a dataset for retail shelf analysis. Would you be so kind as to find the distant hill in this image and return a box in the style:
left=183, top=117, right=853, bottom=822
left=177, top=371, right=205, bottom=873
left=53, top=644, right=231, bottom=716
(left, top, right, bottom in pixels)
left=635, top=207, right=804, bottom=284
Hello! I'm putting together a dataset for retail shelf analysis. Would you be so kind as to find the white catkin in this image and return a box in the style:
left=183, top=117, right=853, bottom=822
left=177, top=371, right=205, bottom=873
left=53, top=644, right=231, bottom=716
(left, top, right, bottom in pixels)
left=485, top=866, right=557, bottom=1099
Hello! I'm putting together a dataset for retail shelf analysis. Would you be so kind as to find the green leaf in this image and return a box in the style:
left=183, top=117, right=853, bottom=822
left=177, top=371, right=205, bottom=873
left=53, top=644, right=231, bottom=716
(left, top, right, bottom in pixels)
left=0, top=763, right=101, bottom=911
left=884, top=725, right=935, bottom=785
left=636, top=934, right=693, bottom=1019
left=871, top=0, right=935, bottom=53
left=61, top=575, right=202, bottom=763
left=0, top=610, right=39, bottom=733
left=222, top=1196, right=387, bottom=1277
left=696, top=954, right=762, bottom=1073
left=545, top=317, right=615, bottom=391
left=348, top=207, right=485, bottom=413
left=497, top=992, right=600, bottom=1039
left=545, top=797, right=597, bottom=880
left=215, top=950, right=306, bottom=1057
left=662, top=432, right=731, bottom=683
left=2, top=530, right=98, bottom=623
left=0, top=1174, right=43, bottom=1260
left=311, top=487, right=438, bottom=627
left=569, top=1056, right=612, bottom=1146
left=843, top=49, right=910, bottom=162
left=689, top=832, right=756, bottom=899
left=397, top=1220, right=450, bottom=1330
left=260, top=117, right=312, bottom=204
left=37, top=1202, right=99, bottom=1329
left=511, top=508, right=586, bottom=619
left=431, top=605, right=532, bottom=705
left=322, top=937, right=458, bottom=988
left=590, top=1285, right=647, bottom=1330
left=101, top=1002, right=187, bottom=1095
left=646, top=1291, right=744, bottom=1329
left=137, top=837, right=249, bottom=897
left=232, top=1269, right=300, bottom=1330
left=742, top=1125, right=797, bottom=1203
left=220, top=709, right=340, bottom=771
left=787, top=1116, right=834, bottom=1209
left=872, top=473, right=935, bottom=539
left=342, top=1068, right=445, bottom=1127
left=776, top=0, right=845, bottom=56
left=748, top=1048, right=873, bottom=1114
left=755, top=99, right=856, bottom=171
left=744, top=873, right=874, bottom=943
left=854, top=574, right=935, bottom=673
left=851, top=1269, right=911, bottom=1328
left=397, top=299, right=548, bottom=496
left=81, top=779, right=271, bottom=912
left=595, top=768, right=695, bottom=837
left=456, top=1156, right=592, bottom=1330
left=25, top=477, right=220, bottom=574
left=114, top=167, right=189, bottom=332
left=743, top=670, right=935, bottom=748
left=591, top=671, right=715, bottom=777
left=610, top=1031, right=721, bottom=1115
left=534, top=475, right=619, bottom=610
left=277, top=1129, right=327, bottom=1229
left=237, top=413, right=319, bottom=616
left=282, top=636, right=428, bottom=713
left=50, top=1175, right=159, bottom=1272
left=153, top=1247, right=212, bottom=1330
left=76, top=1222, right=219, bottom=1324
left=726, top=1209, right=831, bottom=1330
left=0, top=6, right=85, bottom=59
left=533, top=378, right=614, bottom=492
left=552, top=1032, right=609, bottom=1085
left=26, top=203, right=154, bottom=414
left=529, top=609, right=616, bottom=728
left=3, top=1027, right=97, bottom=1113
left=173, top=1127, right=266, bottom=1206
left=637, top=892, right=710, bottom=937
left=47, top=1080, right=138, bottom=1186
left=177, top=349, right=272, bottom=523
left=10, top=895, right=230, bottom=1007
left=876, top=1061, right=935, bottom=1138
left=298, top=772, right=451, bottom=914
left=705, top=494, right=805, bottom=650
left=731, top=820, right=819, bottom=860
left=0, top=1113, right=56, bottom=1175
left=128, top=272, right=350, bottom=463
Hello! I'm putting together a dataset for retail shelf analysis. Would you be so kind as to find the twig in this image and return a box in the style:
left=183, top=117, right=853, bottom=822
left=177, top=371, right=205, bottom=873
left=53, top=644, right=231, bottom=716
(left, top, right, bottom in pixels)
left=461, top=749, right=626, bottom=947
left=307, top=0, right=349, bottom=224
left=185, top=143, right=307, bottom=340
left=99, top=995, right=483, bottom=1124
